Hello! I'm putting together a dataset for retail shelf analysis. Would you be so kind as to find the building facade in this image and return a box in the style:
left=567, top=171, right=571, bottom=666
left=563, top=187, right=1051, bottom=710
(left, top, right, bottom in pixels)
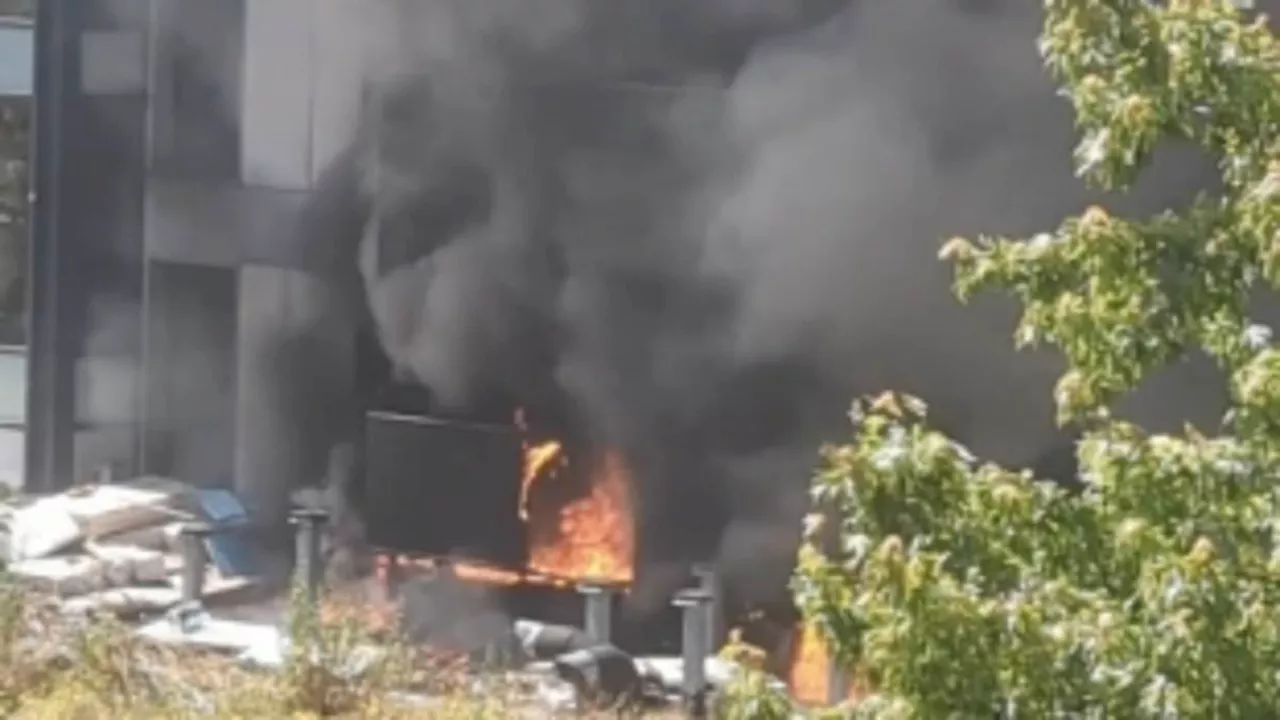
left=30, top=0, right=385, bottom=525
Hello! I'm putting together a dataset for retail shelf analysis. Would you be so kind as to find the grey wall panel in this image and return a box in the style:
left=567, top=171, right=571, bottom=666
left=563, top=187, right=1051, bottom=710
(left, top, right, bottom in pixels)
left=234, top=264, right=353, bottom=527
left=310, top=0, right=376, bottom=185
left=143, top=180, right=238, bottom=266
left=73, top=425, right=136, bottom=484
left=241, top=0, right=314, bottom=190
left=144, top=180, right=240, bottom=266
left=80, top=30, right=147, bottom=95
left=95, top=0, right=152, bottom=30
left=59, top=84, right=148, bottom=482
left=237, top=186, right=332, bottom=274
left=144, top=179, right=333, bottom=271
left=75, top=355, right=139, bottom=426
left=147, top=0, right=244, bottom=179
left=141, top=262, right=237, bottom=485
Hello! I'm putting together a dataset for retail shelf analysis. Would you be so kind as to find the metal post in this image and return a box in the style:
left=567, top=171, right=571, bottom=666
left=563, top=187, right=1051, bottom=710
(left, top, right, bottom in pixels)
left=24, top=0, right=80, bottom=495
left=178, top=522, right=213, bottom=603
left=291, top=508, right=329, bottom=604
left=674, top=588, right=712, bottom=718
left=828, top=659, right=851, bottom=706
left=691, top=564, right=725, bottom=652
left=578, top=583, right=613, bottom=644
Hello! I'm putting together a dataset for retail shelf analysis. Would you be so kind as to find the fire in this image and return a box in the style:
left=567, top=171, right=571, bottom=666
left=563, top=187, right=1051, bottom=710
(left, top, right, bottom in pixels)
left=520, top=440, right=563, bottom=520
left=787, top=623, right=862, bottom=707
left=527, top=449, right=636, bottom=584
left=511, top=409, right=637, bottom=583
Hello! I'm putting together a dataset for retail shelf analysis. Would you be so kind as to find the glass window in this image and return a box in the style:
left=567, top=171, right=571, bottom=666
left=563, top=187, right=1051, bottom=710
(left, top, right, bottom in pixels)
left=0, top=96, right=28, bottom=347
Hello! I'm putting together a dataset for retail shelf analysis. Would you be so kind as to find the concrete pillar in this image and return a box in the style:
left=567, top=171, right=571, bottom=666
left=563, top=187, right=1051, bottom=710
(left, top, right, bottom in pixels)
left=234, top=265, right=352, bottom=530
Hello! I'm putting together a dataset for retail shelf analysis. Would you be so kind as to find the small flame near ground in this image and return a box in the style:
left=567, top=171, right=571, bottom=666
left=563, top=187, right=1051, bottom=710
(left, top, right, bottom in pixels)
left=516, top=409, right=637, bottom=585
left=788, top=623, right=863, bottom=707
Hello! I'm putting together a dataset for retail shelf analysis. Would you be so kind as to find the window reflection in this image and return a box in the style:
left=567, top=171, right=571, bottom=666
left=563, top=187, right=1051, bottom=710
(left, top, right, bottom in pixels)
left=0, top=85, right=28, bottom=346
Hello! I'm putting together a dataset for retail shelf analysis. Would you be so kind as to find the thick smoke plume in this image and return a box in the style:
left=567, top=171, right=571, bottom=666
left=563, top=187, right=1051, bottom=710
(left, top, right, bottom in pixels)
left=317, top=0, right=1237, bottom=605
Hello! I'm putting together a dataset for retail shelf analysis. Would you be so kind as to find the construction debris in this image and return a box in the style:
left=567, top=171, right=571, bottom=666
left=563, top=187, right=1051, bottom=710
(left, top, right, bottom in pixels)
left=2, top=477, right=195, bottom=563
left=0, top=479, right=260, bottom=614
left=137, top=603, right=281, bottom=654
left=85, top=541, right=169, bottom=585
left=635, top=655, right=748, bottom=695
left=61, top=477, right=193, bottom=537
left=94, top=521, right=185, bottom=553
left=10, top=555, right=108, bottom=597
left=0, top=480, right=801, bottom=716
left=3, top=497, right=82, bottom=561
left=551, top=643, right=644, bottom=709
left=61, top=586, right=185, bottom=617
left=513, top=619, right=595, bottom=659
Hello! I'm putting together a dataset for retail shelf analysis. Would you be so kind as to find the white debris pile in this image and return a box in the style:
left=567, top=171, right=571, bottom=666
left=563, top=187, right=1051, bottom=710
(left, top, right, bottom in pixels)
left=0, top=478, right=258, bottom=616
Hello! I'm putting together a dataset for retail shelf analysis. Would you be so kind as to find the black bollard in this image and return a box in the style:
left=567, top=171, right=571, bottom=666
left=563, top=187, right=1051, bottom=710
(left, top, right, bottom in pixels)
left=578, top=583, right=614, bottom=644
left=674, top=588, right=713, bottom=718
left=290, top=508, right=329, bottom=604
left=178, top=522, right=214, bottom=603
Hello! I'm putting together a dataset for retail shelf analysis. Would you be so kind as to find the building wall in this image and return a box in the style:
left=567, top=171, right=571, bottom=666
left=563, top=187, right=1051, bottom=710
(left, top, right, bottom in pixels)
left=149, top=0, right=382, bottom=524
left=51, top=0, right=381, bottom=524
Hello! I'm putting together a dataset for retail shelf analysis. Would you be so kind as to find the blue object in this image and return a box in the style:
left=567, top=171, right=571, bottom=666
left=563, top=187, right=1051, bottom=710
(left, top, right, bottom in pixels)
left=197, top=488, right=250, bottom=527
left=195, top=489, right=258, bottom=578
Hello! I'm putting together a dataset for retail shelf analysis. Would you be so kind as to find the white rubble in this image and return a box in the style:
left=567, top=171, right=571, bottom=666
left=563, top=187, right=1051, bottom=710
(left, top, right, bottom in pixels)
left=3, top=478, right=194, bottom=563
left=85, top=541, right=168, bottom=586
left=61, top=586, right=184, bottom=616
left=9, top=555, right=108, bottom=597
left=635, top=654, right=746, bottom=691
left=5, top=498, right=81, bottom=561
left=0, top=479, right=256, bottom=608
left=137, top=605, right=281, bottom=654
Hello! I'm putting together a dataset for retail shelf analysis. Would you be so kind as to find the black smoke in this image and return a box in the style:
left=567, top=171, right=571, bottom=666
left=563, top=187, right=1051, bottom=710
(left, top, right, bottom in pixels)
left=305, top=0, right=1244, bottom=606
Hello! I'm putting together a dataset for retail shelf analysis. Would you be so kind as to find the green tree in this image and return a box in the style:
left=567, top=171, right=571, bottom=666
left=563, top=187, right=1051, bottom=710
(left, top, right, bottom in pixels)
left=794, top=1, right=1280, bottom=716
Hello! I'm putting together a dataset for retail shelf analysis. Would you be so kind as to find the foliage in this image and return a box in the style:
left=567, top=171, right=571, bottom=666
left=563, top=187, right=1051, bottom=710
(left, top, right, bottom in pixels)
left=282, top=581, right=412, bottom=716
left=0, top=572, right=614, bottom=719
left=716, top=629, right=796, bottom=720
left=794, top=0, right=1280, bottom=716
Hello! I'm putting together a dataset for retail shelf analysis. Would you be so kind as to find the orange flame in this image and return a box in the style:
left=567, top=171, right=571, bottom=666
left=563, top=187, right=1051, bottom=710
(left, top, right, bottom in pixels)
left=527, top=449, right=635, bottom=584
left=787, top=623, right=862, bottom=707
left=520, top=440, right=564, bottom=520
left=515, top=409, right=635, bottom=584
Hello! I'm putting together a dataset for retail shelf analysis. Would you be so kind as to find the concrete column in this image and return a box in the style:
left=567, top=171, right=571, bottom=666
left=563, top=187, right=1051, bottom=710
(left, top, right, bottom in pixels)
left=234, top=265, right=353, bottom=530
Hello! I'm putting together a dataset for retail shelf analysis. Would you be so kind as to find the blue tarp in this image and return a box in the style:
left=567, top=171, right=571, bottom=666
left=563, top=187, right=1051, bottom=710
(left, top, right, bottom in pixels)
left=0, top=22, right=33, bottom=98
left=195, top=489, right=260, bottom=578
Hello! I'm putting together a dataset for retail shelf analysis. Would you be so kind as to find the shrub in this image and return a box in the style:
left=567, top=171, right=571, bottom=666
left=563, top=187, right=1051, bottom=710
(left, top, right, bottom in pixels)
left=794, top=1, right=1280, bottom=716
